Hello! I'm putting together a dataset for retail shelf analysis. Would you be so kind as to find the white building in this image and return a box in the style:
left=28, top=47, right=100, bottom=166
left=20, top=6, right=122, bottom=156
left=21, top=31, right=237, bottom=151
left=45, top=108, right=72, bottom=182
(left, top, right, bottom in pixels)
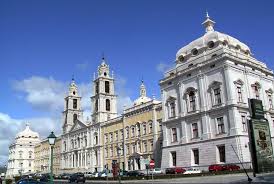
left=61, top=58, right=162, bottom=173
left=160, top=14, right=274, bottom=170
left=6, top=124, right=40, bottom=177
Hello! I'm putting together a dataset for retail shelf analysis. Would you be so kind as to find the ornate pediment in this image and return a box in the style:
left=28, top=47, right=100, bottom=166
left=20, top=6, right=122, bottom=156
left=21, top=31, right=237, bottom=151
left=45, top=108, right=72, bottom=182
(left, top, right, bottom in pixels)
left=69, top=120, right=87, bottom=133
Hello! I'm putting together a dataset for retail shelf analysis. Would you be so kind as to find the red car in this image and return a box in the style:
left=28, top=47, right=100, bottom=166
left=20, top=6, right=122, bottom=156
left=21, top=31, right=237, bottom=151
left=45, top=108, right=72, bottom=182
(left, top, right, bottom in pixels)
left=208, top=164, right=223, bottom=172
left=165, top=167, right=186, bottom=174
left=222, top=164, right=240, bottom=171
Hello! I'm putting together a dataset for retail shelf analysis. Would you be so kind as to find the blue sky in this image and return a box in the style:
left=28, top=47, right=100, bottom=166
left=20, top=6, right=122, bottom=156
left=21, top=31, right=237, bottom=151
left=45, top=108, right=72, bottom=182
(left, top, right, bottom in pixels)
left=0, top=0, right=274, bottom=165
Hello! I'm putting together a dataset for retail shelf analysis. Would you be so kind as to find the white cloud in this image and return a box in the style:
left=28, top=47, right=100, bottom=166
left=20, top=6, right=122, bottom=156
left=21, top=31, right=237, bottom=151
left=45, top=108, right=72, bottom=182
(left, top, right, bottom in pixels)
left=2, top=75, right=133, bottom=165
left=12, top=76, right=91, bottom=114
left=0, top=112, right=61, bottom=166
left=12, top=76, right=66, bottom=112
left=156, top=62, right=173, bottom=73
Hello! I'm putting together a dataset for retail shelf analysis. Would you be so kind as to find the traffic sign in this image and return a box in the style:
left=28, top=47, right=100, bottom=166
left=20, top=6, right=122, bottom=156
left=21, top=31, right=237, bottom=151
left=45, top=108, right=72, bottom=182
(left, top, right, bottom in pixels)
left=149, top=159, right=155, bottom=169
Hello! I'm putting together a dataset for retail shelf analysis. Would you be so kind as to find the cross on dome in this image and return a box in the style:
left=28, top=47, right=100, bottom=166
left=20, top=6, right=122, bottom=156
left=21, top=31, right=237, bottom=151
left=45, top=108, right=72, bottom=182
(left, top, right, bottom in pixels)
left=202, top=11, right=215, bottom=33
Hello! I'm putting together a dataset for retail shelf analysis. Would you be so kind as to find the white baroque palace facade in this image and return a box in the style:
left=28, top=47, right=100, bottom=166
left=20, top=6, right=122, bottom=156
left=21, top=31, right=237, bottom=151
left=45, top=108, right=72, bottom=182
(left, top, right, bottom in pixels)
left=6, top=124, right=40, bottom=177
left=160, top=14, right=274, bottom=170
left=61, top=59, right=162, bottom=173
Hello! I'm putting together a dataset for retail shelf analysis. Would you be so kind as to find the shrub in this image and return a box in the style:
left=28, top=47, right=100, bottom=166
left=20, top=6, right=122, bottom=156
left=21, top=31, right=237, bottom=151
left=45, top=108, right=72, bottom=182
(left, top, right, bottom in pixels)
left=5, top=179, right=13, bottom=184
left=14, top=176, right=21, bottom=182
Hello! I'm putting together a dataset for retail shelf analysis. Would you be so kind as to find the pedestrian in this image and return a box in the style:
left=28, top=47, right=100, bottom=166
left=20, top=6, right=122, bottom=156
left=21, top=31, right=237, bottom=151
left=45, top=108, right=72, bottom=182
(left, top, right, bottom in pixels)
left=0, top=176, right=2, bottom=184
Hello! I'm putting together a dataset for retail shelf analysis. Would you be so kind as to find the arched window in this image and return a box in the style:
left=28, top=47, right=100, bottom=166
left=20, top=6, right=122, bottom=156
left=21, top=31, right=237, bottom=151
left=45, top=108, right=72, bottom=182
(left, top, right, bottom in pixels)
left=105, top=81, right=110, bottom=93
left=189, top=91, right=196, bottom=111
left=73, top=114, right=77, bottom=122
left=184, top=88, right=198, bottom=112
left=63, top=141, right=67, bottom=151
left=106, top=99, right=110, bottom=111
left=143, top=123, right=147, bottom=135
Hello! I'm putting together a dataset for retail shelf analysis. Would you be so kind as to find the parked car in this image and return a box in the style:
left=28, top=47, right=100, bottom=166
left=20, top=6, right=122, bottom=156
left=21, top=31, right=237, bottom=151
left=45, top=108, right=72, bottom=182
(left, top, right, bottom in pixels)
left=208, top=164, right=223, bottom=172
left=91, top=172, right=99, bottom=177
left=148, top=168, right=163, bottom=175
left=17, top=179, right=40, bottom=184
left=119, top=170, right=128, bottom=176
left=183, top=168, right=202, bottom=174
left=39, top=174, right=50, bottom=182
left=222, top=164, right=240, bottom=171
left=68, top=173, right=86, bottom=183
left=165, top=167, right=186, bottom=174
left=127, top=171, right=145, bottom=177
left=84, top=172, right=93, bottom=178
left=60, top=173, right=71, bottom=179
left=98, top=171, right=107, bottom=177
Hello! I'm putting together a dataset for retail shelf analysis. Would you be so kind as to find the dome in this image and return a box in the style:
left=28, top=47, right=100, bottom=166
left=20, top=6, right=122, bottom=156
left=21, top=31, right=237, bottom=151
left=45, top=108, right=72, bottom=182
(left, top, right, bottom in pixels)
left=176, top=13, right=251, bottom=61
left=134, top=96, right=152, bottom=106
left=16, top=123, right=39, bottom=139
left=133, top=81, right=152, bottom=106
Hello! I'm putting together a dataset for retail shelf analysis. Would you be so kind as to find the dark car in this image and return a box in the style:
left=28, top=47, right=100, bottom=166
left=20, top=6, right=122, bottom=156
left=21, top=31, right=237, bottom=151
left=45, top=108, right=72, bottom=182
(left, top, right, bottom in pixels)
left=126, top=171, right=145, bottom=177
left=68, top=173, right=86, bottom=183
left=60, top=173, right=71, bottom=179
left=40, top=174, right=50, bottom=182
left=17, top=179, right=40, bottom=184
left=165, top=167, right=185, bottom=174
left=208, top=164, right=223, bottom=172
left=222, top=164, right=240, bottom=171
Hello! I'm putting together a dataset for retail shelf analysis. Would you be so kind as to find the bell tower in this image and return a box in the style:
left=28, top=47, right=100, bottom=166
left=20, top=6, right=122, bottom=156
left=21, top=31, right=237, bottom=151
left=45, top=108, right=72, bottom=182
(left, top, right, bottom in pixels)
left=62, top=78, right=83, bottom=133
left=91, top=57, right=118, bottom=123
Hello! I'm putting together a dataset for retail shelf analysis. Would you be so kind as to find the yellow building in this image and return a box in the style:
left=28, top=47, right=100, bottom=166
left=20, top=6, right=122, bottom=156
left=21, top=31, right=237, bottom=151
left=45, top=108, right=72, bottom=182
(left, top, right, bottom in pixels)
left=101, top=82, right=163, bottom=171
left=34, top=137, right=61, bottom=175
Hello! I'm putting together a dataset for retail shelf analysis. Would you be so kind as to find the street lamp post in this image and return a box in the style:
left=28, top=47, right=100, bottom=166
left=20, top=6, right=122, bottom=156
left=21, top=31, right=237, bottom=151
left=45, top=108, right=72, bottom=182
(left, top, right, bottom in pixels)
left=47, top=131, right=57, bottom=184
left=117, top=146, right=121, bottom=184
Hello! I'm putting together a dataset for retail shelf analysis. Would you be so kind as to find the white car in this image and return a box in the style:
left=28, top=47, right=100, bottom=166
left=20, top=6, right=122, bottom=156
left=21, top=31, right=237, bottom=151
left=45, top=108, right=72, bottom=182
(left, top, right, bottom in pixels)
left=148, top=168, right=163, bottom=175
left=183, top=168, right=201, bottom=174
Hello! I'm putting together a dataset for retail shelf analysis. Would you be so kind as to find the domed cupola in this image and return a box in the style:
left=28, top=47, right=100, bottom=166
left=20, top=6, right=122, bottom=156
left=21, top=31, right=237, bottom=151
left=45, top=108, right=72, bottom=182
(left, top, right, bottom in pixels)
left=16, top=123, right=39, bottom=139
left=176, top=12, right=251, bottom=64
left=133, top=80, right=152, bottom=106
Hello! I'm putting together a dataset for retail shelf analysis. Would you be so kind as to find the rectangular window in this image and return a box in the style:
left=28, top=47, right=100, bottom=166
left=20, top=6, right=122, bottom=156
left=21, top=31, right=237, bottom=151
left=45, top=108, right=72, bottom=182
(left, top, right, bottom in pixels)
left=193, top=149, right=199, bottom=165
left=253, top=86, right=260, bottom=99
left=132, top=144, right=136, bottom=153
left=105, top=81, right=110, bottom=93
left=171, top=128, right=177, bottom=142
left=115, top=131, right=118, bottom=141
left=105, top=147, right=108, bottom=158
left=126, top=144, right=130, bottom=155
left=143, top=142, right=147, bottom=153
left=241, top=115, right=247, bottom=132
left=96, top=81, right=99, bottom=94
left=170, top=102, right=176, bottom=117
left=120, top=129, right=123, bottom=140
left=192, top=123, right=198, bottom=138
left=217, top=117, right=225, bottom=134
left=214, top=88, right=222, bottom=104
left=218, top=145, right=226, bottom=163
left=150, top=140, right=153, bottom=151
left=268, top=94, right=273, bottom=110
left=73, top=99, right=77, bottom=109
left=237, top=86, right=243, bottom=102
left=105, top=134, right=108, bottom=143
left=171, top=152, right=176, bottom=166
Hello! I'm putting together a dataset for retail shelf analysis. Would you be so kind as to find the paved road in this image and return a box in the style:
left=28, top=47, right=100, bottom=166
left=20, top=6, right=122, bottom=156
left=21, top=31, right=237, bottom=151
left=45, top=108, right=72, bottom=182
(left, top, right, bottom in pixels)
left=52, top=172, right=274, bottom=184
